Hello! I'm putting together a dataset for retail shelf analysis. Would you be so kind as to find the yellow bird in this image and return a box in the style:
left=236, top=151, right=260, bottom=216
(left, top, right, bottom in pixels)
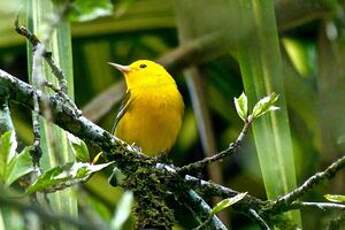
left=108, top=60, right=184, bottom=157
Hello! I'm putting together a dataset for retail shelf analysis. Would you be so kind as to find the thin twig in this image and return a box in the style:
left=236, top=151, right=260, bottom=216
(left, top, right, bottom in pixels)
left=183, top=190, right=227, bottom=230
left=43, top=80, right=61, bottom=92
left=157, top=164, right=265, bottom=215
left=289, top=201, right=345, bottom=211
left=31, top=92, right=42, bottom=167
left=267, top=154, right=345, bottom=213
left=15, top=16, right=53, bottom=167
left=29, top=42, right=45, bottom=167
left=177, top=120, right=252, bottom=174
left=15, top=19, right=80, bottom=116
left=249, top=209, right=271, bottom=230
left=15, top=5, right=79, bottom=169
left=15, top=17, right=67, bottom=93
left=44, top=81, right=81, bottom=116
left=183, top=65, right=229, bottom=224
left=183, top=175, right=265, bottom=213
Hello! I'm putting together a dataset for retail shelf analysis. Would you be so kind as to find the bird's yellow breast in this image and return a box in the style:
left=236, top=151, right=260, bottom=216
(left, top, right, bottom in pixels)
left=114, top=84, right=184, bottom=156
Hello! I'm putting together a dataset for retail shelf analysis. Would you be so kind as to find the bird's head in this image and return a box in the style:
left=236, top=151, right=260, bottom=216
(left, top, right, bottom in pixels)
left=108, top=60, right=176, bottom=89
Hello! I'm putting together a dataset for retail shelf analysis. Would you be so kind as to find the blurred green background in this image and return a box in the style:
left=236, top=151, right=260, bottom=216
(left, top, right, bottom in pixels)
left=1, top=0, right=345, bottom=229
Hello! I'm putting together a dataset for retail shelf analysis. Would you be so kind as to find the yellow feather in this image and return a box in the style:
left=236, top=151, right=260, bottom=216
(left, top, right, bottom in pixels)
left=110, top=60, right=184, bottom=157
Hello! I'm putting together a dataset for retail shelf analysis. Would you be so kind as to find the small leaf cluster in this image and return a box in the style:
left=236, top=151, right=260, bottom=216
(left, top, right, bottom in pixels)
left=0, top=131, right=114, bottom=194
left=211, top=192, right=248, bottom=215
left=27, top=161, right=114, bottom=193
left=324, top=194, right=345, bottom=203
left=0, top=131, right=33, bottom=187
left=195, top=192, right=247, bottom=229
left=26, top=134, right=114, bottom=193
left=0, top=130, right=134, bottom=228
left=234, top=92, right=280, bottom=123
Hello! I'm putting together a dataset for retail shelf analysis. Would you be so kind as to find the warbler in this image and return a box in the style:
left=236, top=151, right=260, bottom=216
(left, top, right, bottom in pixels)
left=108, top=60, right=184, bottom=157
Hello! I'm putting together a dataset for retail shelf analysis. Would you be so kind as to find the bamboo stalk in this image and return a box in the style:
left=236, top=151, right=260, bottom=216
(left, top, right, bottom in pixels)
left=235, top=0, right=301, bottom=227
left=26, top=0, right=77, bottom=229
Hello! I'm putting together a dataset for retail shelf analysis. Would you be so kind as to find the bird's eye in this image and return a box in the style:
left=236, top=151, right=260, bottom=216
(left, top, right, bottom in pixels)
left=139, top=64, right=147, bottom=69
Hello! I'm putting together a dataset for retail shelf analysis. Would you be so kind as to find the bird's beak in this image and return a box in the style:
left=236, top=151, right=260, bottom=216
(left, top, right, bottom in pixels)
left=107, top=62, right=131, bottom=73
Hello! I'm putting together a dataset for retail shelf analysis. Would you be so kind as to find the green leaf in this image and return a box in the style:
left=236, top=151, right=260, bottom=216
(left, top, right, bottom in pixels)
left=0, top=131, right=17, bottom=181
left=27, top=161, right=114, bottom=194
left=5, top=146, right=34, bottom=187
left=234, top=92, right=248, bottom=121
left=68, top=134, right=90, bottom=162
left=236, top=0, right=301, bottom=226
left=324, top=194, right=345, bottom=203
left=252, top=92, right=279, bottom=119
left=211, top=192, right=247, bottom=215
left=69, top=0, right=113, bottom=22
left=111, top=191, right=134, bottom=230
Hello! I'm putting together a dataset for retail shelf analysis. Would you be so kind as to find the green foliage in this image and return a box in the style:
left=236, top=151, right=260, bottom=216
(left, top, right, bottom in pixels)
left=27, top=161, right=114, bottom=194
left=111, top=191, right=134, bottom=230
left=69, top=0, right=113, bottom=22
left=324, top=194, right=345, bottom=203
left=234, top=92, right=280, bottom=122
left=5, top=146, right=33, bottom=186
left=68, top=134, right=90, bottom=162
left=0, top=131, right=33, bottom=186
left=0, top=131, right=17, bottom=179
left=211, top=192, right=247, bottom=215
left=252, top=93, right=279, bottom=120
left=234, top=92, right=248, bottom=122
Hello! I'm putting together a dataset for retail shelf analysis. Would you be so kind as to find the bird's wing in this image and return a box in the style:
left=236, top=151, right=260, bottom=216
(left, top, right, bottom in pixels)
left=112, top=90, right=132, bottom=134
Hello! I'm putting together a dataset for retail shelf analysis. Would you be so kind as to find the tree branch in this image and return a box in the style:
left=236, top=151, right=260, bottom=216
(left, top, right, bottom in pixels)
left=183, top=175, right=265, bottom=212
left=1, top=69, right=345, bottom=228
left=15, top=19, right=68, bottom=93
left=177, top=120, right=252, bottom=174
left=30, top=91, right=42, bottom=167
left=289, top=201, right=345, bottom=211
left=182, top=190, right=227, bottom=230
left=248, top=209, right=271, bottom=230
left=265, top=154, right=345, bottom=214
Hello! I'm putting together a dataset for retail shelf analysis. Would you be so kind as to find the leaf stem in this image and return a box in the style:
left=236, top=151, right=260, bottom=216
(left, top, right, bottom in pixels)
left=177, top=119, right=252, bottom=175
